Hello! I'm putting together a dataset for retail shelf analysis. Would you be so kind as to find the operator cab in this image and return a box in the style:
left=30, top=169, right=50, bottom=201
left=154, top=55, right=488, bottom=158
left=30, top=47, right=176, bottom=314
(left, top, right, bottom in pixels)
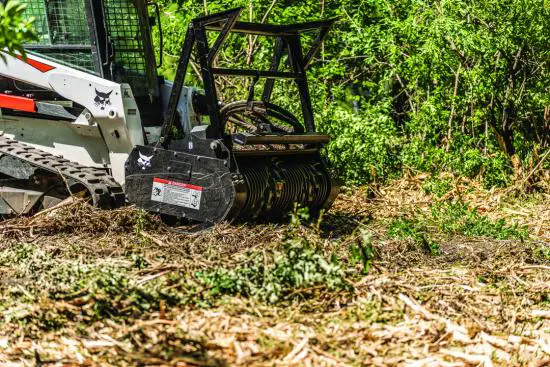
left=7, top=0, right=164, bottom=128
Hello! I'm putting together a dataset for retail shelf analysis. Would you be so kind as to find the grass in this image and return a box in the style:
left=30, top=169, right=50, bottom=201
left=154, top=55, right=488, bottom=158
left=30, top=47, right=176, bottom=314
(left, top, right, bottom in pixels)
left=0, top=178, right=548, bottom=366
left=429, top=201, right=529, bottom=239
left=386, top=200, right=529, bottom=256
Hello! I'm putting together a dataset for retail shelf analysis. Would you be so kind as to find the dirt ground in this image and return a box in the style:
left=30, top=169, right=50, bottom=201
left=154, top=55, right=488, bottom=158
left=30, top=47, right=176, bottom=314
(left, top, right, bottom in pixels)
left=0, top=175, right=548, bottom=366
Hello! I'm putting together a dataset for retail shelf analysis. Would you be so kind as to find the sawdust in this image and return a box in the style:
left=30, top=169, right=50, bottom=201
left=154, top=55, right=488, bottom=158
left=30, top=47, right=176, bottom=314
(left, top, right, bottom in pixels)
left=0, top=175, right=548, bottom=366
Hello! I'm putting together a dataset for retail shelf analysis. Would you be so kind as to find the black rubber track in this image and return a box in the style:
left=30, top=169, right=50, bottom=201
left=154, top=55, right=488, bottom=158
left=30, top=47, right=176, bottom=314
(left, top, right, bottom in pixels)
left=0, top=135, right=125, bottom=208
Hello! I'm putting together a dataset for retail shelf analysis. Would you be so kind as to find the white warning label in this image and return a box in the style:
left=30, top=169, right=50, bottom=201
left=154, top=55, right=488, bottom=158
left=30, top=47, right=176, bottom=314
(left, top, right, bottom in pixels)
left=151, top=178, right=202, bottom=210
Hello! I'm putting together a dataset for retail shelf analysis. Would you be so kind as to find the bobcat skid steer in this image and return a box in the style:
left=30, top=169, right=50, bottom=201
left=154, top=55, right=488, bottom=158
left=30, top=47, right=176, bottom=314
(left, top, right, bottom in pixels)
left=0, top=1, right=339, bottom=223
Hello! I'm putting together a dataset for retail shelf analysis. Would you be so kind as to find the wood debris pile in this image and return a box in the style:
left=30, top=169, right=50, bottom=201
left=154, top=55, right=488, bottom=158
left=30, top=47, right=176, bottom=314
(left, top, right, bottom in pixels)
left=0, top=180, right=548, bottom=366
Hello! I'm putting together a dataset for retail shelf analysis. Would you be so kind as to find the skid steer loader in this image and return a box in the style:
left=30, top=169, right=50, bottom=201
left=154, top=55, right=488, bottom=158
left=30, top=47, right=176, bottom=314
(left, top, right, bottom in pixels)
left=0, top=0, right=339, bottom=223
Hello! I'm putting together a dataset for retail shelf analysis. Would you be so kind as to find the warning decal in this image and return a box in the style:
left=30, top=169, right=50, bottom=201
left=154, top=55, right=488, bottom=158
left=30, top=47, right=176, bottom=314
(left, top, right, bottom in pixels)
left=151, top=178, right=202, bottom=210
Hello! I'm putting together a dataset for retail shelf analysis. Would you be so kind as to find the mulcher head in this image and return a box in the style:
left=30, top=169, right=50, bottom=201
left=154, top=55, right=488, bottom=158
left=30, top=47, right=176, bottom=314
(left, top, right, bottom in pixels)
left=125, top=8, right=339, bottom=223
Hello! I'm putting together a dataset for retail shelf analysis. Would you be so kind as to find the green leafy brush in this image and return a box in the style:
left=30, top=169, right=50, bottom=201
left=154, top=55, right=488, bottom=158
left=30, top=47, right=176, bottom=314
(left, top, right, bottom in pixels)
left=388, top=218, right=441, bottom=256
left=198, top=236, right=350, bottom=304
left=388, top=201, right=528, bottom=251
left=429, top=202, right=528, bottom=240
left=154, top=0, right=548, bottom=187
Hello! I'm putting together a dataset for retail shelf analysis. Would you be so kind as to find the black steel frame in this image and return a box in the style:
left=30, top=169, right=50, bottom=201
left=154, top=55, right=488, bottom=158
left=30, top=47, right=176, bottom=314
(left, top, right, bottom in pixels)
left=160, top=8, right=335, bottom=144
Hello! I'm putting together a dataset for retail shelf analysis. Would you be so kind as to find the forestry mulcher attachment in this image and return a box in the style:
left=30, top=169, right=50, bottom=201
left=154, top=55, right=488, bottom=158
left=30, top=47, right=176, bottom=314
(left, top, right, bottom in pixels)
left=0, top=1, right=338, bottom=223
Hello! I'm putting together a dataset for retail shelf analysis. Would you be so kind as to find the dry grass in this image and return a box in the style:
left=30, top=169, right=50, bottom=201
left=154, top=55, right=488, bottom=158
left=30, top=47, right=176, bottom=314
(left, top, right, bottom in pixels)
left=0, top=175, right=548, bottom=366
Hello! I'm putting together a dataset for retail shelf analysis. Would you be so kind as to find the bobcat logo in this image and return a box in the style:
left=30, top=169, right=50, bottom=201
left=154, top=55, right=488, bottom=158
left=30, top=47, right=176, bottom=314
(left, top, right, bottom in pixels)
left=94, top=89, right=113, bottom=110
left=137, top=152, right=153, bottom=170
left=191, top=191, right=200, bottom=208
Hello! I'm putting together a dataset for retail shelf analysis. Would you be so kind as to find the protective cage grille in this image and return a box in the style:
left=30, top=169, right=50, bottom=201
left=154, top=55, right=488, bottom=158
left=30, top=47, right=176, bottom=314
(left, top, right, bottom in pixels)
left=103, top=0, right=151, bottom=97
left=20, top=0, right=98, bottom=74
left=19, top=0, right=155, bottom=97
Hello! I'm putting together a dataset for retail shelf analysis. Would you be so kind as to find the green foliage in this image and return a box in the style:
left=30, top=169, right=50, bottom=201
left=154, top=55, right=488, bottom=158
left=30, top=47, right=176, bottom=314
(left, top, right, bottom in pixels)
left=422, top=176, right=454, bottom=197
left=388, top=201, right=528, bottom=248
left=388, top=218, right=441, bottom=256
left=349, top=230, right=375, bottom=274
left=152, top=0, right=548, bottom=186
left=0, top=0, right=37, bottom=58
left=320, top=103, right=402, bottom=183
left=430, top=202, right=528, bottom=240
left=133, top=209, right=150, bottom=236
left=289, top=205, right=311, bottom=228
left=198, top=236, right=349, bottom=303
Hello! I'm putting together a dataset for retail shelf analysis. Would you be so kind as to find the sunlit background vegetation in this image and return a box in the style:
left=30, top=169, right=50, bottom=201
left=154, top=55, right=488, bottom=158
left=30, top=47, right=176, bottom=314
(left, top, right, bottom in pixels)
left=2, top=0, right=549, bottom=188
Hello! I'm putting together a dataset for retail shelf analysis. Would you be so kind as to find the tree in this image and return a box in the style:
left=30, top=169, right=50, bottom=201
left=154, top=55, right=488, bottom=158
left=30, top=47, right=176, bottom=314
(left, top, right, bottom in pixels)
left=153, top=0, right=547, bottom=187
left=0, top=0, right=36, bottom=57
